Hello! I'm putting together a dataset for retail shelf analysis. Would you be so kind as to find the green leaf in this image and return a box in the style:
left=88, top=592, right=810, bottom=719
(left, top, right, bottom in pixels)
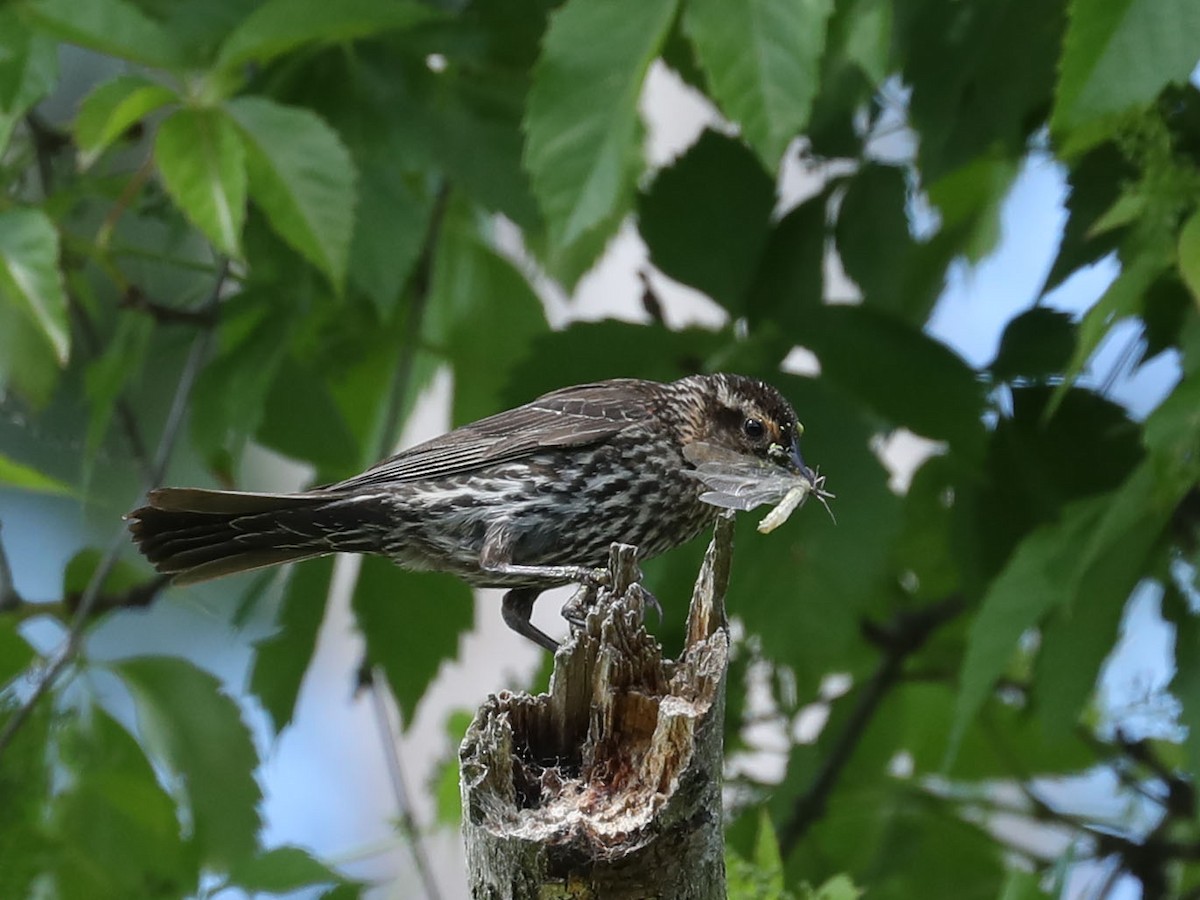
left=781, top=782, right=1004, bottom=897
left=879, top=682, right=1095, bottom=780
left=266, top=50, right=435, bottom=316
left=352, top=558, right=472, bottom=722
left=1034, top=465, right=1182, bottom=735
left=955, top=386, right=1143, bottom=593
left=1179, top=208, right=1200, bottom=304
left=638, top=129, right=776, bottom=314
left=0, top=208, right=69, bottom=365
left=1053, top=0, right=1200, bottom=137
left=752, top=811, right=787, bottom=891
left=900, top=0, right=1065, bottom=180
left=257, top=357, right=359, bottom=474
left=524, top=0, right=676, bottom=247
left=216, top=0, right=434, bottom=71
left=989, top=307, right=1077, bottom=382
left=925, top=154, right=1018, bottom=262
left=804, top=305, right=987, bottom=460
left=50, top=709, right=196, bottom=899
left=1048, top=248, right=1169, bottom=414
left=250, top=558, right=334, bottom=734
left=948, top=497, right=1108, bottom=762
left=83, top=313, right=153, bottom=462
left=189, top=292, right=291, bottom=464
left=431, top=708, right=473, bottom=828
left=22, top=0, right=184, bottom=68
left=349, top=161, right=432, bottom=318
left=227, top=846, right=346, bottom=893
left=727, top=810, right=795, bottom=899
left=0, top=620, right=35, bottom=687
left=155, top=107, right=246, bottom=256
left=951, top=458, right=1183, bottom=757
left=0, top=287, right=59, bottom=405
left=0, top=701, right=51, bottom=900
left=834, top=164, right=918, bottom=319
left=1143, top=368, right=1200, bottom=488
left=1042, top=143, right=1133, bottom=293
left=115, top=656, right=262, bottom=871
left=438, top=65, right=543, bottom=229
left=830, top=0, right=889, bottom=85
left=504, top=321, right=729, bottom=404
left=0, top=451, right=71, bottom=495
left=0, top=10, right=59, bottom=151
left=745, top=195, right=826, bottom=333
left=685, top=0, right=834, bottom=170
left=227, top=96, right=357, bottom=290
left=74, top=75, right=177, bottom=168
left=427, top=205, right=549, bottom=426
left=810, top=875, right=862, bottom=900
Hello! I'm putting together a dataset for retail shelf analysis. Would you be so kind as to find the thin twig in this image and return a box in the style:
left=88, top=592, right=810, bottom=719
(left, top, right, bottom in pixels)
left=1114, top=729, right=1195, bottom=819
left=376, top=184, right=451, bottom=453
left=0, top=260, right=228, bottom=760
left=96, top=156, right=155, bottom=251
left=368, top=667, right=444, bottom=900
left=147, top=262, right=227, bottom=486
left=777, top=595, right=964, bottom=855
left=359, top=183, right=450, bottom=900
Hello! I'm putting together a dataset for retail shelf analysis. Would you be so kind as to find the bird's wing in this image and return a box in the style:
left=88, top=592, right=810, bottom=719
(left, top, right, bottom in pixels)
left=327, top=380, right=658, bottom=491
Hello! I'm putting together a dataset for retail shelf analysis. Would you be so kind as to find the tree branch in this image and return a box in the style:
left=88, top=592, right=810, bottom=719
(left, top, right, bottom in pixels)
left=0, top=259, right=228, bottom=760
left=777, top=595, right=965, bottom=856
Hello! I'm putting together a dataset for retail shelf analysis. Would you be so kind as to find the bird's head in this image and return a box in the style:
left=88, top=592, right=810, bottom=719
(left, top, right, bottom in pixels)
left=682, top=373, right=815, bottom=483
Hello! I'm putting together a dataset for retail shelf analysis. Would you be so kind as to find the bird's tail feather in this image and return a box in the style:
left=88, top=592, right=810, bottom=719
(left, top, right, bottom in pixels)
left=127, top=488, right=387, bottom=584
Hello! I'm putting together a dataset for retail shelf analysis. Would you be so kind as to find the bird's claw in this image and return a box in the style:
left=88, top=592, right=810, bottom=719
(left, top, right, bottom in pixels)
left=581, top=567, right=611, bottom=588
left=639, top=585, right=663, bottom=626
left=561, top=581, right=662, bottom=634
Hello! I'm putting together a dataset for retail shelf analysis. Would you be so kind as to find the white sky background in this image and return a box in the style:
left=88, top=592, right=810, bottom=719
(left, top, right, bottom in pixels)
left=3, top=58, right=1190, bottom=900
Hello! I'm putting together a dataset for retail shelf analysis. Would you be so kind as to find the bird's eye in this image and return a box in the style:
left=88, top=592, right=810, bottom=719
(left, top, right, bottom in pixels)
left=742, top=418, right=765, bottom=440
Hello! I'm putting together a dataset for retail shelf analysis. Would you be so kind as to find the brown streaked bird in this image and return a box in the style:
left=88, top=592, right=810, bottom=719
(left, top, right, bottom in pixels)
left=128, top=374, right=819, bottom=651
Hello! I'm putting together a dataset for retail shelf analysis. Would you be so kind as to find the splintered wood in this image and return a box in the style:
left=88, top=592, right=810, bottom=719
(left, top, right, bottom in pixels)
left=459, top=516, right=734, bottom=900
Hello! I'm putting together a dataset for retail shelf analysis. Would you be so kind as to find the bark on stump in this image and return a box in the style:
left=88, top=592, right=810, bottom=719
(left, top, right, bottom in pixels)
left=459, top=515, right=734, bottom=900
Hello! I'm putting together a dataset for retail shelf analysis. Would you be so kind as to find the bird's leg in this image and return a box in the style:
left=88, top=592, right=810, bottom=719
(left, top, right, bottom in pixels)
left=561, top=542, right=659, bottom=632
left=481, top=560, right=611, bottom=586
left=640, top=586, right=664, bottom=625
left=482, top=523, right=607, bottom=651
left=560, top=581, right=600, bottom=632
left=478, top=522, right=611, bottom=588
left=501, top=587, right=558, bottom=653
left=558, top=584, right=660, bottom=631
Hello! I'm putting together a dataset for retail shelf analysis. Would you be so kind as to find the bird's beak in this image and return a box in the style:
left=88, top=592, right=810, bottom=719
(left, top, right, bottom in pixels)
left=789, top=443, right=817, bottom=486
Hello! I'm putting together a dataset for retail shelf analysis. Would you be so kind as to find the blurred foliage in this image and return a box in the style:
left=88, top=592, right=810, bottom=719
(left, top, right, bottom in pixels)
left=0, top=0, right=1198, bottom=896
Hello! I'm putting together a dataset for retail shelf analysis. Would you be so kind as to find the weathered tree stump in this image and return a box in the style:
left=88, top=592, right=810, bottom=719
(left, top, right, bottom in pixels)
left=459, top=514, right=734, bottom=899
